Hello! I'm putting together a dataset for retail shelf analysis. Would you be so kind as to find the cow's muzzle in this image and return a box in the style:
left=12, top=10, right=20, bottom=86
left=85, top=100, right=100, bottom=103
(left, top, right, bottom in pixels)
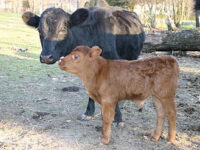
left=40, top=54, right=54, bottom=64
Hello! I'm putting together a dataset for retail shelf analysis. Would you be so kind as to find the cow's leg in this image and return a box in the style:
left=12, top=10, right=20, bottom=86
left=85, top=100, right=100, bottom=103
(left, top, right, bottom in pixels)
left=114, top=103, right=123, bottom=123
left=81, top=97, right=95, bottom=120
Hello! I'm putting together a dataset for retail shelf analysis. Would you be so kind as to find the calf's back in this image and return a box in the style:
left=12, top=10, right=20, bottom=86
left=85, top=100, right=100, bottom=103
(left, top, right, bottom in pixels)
left=86, top=56, right=179, bottom=103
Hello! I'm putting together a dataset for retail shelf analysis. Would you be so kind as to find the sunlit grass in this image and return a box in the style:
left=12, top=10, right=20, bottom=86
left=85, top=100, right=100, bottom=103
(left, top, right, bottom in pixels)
left=181, top=21, right=196, bottom=29
left=156, top=23, right=167, bottom=29
left=155, top=22, right=196, bottom=30
left=0, top=12, right=41, bottom=57
left=0, top=12, right=62, bottom=84
left=0, top=49, right=38, bottom=61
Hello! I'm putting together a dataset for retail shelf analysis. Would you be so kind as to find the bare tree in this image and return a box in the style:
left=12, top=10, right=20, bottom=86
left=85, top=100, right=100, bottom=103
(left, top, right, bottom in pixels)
left=138, top=0, right=162, bottom=28
left=77, top=0, right=79, bottom=8
left=95, top=0, right=109, bottom=7
left=171, top=0, right=194, bottom=28
left=195, top=0, right=200, bottom=27
left=146, top=0, right=157, bottom=28
left=28, top=0, right=34, bottom=12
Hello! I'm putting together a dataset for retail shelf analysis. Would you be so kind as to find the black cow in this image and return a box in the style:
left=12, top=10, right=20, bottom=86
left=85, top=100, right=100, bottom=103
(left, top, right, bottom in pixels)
left=22, top=6, right=145, bottom=123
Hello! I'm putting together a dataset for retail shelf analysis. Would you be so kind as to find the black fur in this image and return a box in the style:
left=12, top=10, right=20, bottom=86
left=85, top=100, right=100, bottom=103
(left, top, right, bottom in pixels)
left=70, top=8, right=89, bottom=27
left=195, top=0, right=200, bottom=10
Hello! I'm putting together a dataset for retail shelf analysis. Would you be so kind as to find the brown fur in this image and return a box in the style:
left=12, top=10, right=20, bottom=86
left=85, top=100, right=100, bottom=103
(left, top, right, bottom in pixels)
left=22, top=12, right=35, bottom=24
left=58, top=45, right=179, bottom=145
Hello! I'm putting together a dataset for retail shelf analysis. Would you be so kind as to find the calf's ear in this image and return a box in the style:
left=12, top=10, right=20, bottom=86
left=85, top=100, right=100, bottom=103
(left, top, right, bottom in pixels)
left=90, top=46, right=102, bottom=58
left=22, top=12, right=40, bottom=28
left=70, top=8, right=89, bottom=27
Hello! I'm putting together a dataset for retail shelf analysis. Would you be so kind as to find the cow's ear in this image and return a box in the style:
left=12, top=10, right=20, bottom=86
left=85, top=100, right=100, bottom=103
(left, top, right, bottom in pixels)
left=22, top=12, right=40, bottom=28
left=69, top=8, right=89, bottom=27
left=90, top=46, right=102, bottom=58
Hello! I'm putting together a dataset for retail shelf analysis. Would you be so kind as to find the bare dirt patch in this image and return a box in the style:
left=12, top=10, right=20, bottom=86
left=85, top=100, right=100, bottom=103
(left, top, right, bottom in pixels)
left=0, top=53, right=200, bottom=150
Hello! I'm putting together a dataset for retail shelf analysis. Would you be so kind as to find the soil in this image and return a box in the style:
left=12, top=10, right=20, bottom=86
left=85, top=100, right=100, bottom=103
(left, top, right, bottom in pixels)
left=0, top=52, right=200, bottom=150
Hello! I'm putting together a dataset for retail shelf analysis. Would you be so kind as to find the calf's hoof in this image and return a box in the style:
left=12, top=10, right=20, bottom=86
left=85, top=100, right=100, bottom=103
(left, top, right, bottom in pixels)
left=152, top=132, right=161, bottom=142
left=101, top=137, right=110, bottom=145
left=77, top=114, right=94, bottom=121
left=152, top=136, right=160, bottom=142
left=168, top=136, right=175, bottom=143
left=151, top=129, right=162, bottom=142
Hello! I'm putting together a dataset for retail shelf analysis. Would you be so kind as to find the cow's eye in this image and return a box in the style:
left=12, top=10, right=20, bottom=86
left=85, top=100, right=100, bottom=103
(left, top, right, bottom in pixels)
left=72, top=55, right=79, bottom=60
left=59, top=27, right=67, bottom=33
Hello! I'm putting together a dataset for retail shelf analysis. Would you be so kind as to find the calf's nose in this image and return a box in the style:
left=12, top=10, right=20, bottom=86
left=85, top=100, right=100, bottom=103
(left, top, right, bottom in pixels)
left=40, top=54, right=53, bottom=64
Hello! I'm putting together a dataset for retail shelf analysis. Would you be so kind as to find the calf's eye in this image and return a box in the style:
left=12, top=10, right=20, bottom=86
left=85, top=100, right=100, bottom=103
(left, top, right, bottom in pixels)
left=72, top=55, right=79, bottom=60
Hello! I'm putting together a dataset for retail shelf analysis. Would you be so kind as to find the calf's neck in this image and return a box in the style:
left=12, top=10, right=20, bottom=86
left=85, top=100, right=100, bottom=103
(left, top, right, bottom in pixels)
left=58, top=45, right=179, bottom=145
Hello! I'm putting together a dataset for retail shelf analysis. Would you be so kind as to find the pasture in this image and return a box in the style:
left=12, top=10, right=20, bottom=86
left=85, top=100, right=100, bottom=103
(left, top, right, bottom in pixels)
left=0, top=12, right=200, bottom=150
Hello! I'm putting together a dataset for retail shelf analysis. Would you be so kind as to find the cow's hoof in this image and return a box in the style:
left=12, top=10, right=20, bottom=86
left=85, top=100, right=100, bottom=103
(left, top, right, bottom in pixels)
left=112, top=122, right=125, bottom=128
left=118, top=122, right=125, bottom=127
left=77, top=114, right=94, bottom=121
left=138, top=108, right=143, bottom=112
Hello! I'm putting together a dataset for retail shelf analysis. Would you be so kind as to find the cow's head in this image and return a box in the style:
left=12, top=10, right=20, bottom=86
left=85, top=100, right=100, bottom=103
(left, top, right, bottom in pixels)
left=22, top=8, right=89, bottom=64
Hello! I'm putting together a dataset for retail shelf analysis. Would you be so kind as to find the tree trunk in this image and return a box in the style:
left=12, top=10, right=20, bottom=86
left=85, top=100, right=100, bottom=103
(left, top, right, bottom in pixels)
left=165, top=17, right=178, bottom=31
left=147, top=2, right=155, bottom=28
left=196, top=10, right=200, bottom=28
left=143, top=30, right=200, bottom=52
left=77, top=0, right=80, bottom=9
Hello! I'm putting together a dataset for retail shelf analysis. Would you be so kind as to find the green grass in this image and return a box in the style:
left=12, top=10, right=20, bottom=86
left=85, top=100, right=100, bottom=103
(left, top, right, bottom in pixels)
left=181, top=23, right=196, bottom=29
left=153, top=22, right=196, bottom=30
left=0, top=13, right=65, bottom=115
left=0, top=12, right=62, bottom=77
left=0, top=12, right=41, bottom=55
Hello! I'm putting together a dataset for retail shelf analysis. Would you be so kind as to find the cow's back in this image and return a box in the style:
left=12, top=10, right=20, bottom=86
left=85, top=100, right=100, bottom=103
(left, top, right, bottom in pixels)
left=111, top=10, right=145, bottom=60
left=71, top=6, right=145, bottom=60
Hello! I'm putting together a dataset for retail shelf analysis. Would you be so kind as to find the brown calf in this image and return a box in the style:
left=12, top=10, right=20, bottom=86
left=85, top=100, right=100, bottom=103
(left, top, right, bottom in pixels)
left=58, top=46, right=179, bottom=145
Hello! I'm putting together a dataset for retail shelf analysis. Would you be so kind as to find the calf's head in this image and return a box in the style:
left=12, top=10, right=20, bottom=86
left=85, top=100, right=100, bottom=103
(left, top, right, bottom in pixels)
left=58, top=46, right=102, bottom=74
left=22, top=8, right=89, bottom=64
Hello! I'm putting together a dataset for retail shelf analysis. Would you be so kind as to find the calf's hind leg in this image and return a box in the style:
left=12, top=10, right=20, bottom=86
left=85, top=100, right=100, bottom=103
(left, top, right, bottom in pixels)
left=162, top=98, right=176, bottom=143
left=152, top=96, right=166, bottom=142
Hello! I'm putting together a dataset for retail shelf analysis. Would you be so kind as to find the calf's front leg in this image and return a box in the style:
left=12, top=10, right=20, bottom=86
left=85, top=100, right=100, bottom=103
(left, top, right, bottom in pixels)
left=101, top=100, right=116, bottom=145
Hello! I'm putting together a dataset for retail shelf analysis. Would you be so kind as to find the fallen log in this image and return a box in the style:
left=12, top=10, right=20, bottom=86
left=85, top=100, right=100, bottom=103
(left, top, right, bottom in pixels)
left=143, top=30, right=200, bottom=52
